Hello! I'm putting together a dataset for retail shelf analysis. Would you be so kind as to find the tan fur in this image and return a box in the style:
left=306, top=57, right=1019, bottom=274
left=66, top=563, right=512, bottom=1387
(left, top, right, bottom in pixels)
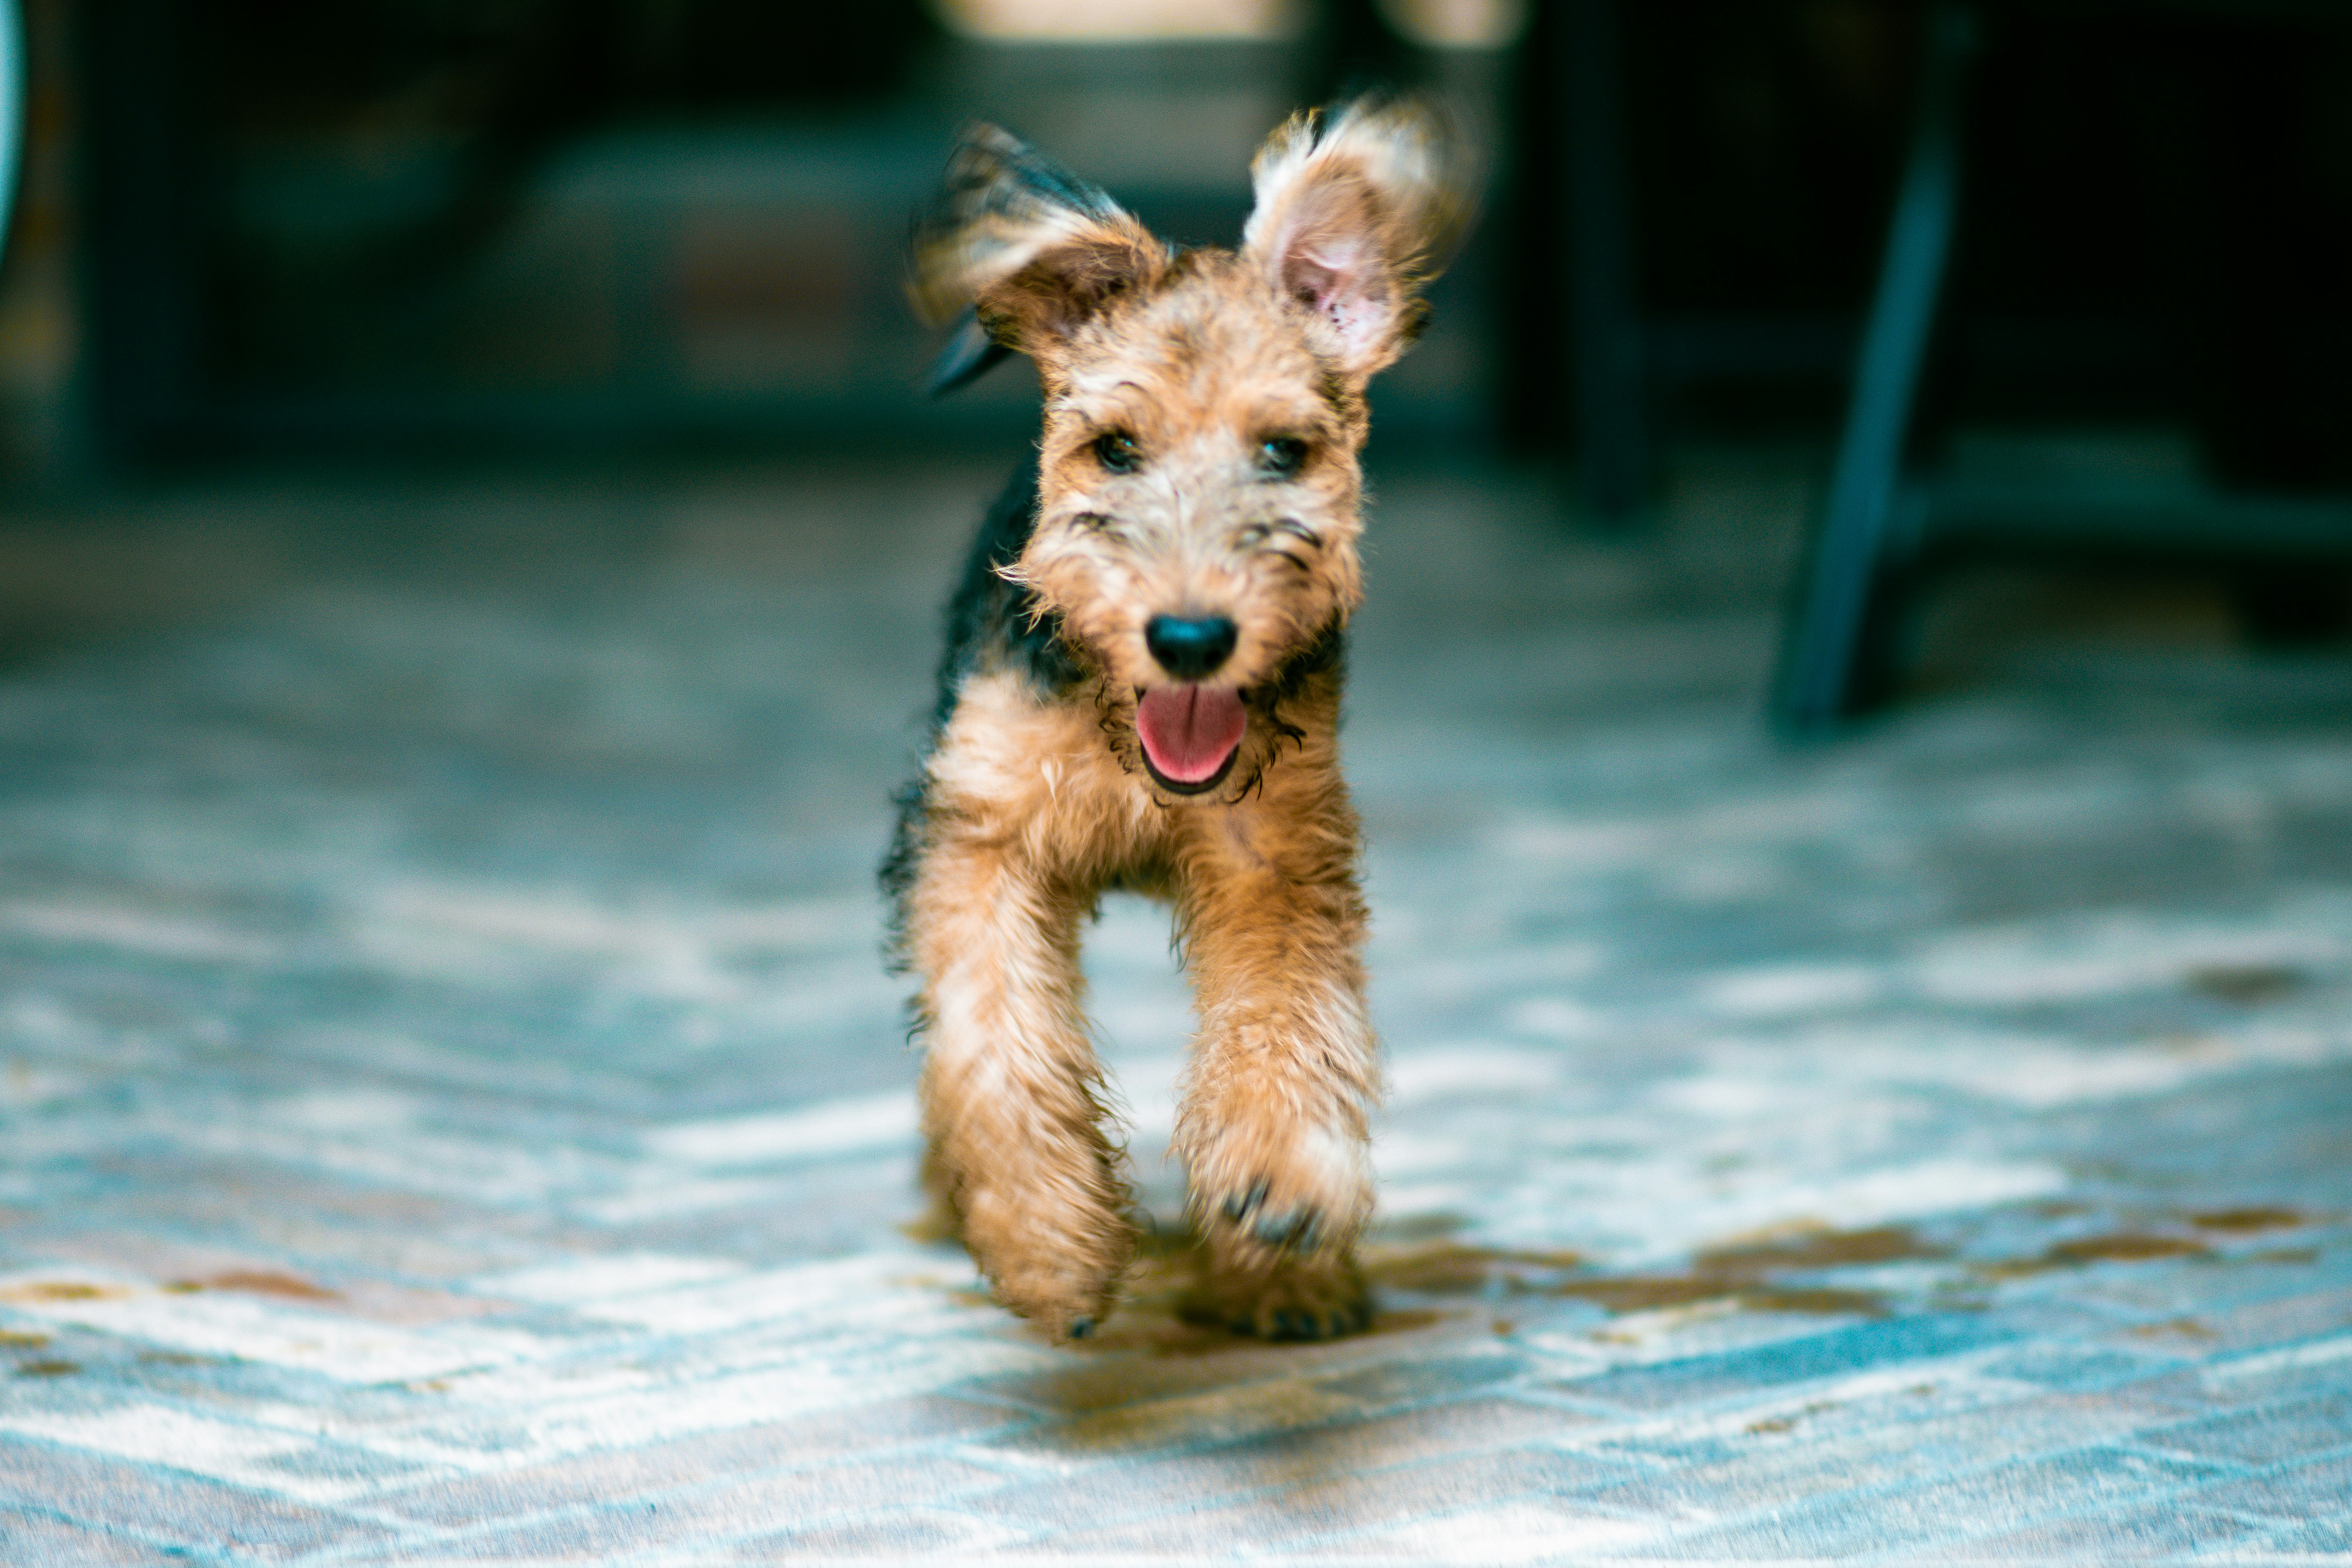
left=901, top=101, right=1465, bottom=1342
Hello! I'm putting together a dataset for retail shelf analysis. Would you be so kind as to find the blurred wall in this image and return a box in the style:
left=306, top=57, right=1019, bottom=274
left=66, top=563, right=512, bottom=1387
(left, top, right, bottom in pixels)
left=0, top=1, right=2346, bottom=480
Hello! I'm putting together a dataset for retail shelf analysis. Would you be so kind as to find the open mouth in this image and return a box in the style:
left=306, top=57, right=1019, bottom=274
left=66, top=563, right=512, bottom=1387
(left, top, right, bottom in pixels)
left=1135, top=683, right=1247, bottom=795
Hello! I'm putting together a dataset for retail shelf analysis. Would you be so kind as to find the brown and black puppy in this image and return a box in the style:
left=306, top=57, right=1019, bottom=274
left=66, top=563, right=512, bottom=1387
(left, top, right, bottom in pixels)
left=885, top=102, right=1467, bottom=1342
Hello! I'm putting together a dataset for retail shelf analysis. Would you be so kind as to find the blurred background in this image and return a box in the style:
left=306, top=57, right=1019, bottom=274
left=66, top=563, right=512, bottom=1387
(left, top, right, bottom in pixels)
left=0, top=0, right=2349, bottom=705
left=5, top=14, right=2352, bottom=1548
left=0, top=0, right=2337, bottom=466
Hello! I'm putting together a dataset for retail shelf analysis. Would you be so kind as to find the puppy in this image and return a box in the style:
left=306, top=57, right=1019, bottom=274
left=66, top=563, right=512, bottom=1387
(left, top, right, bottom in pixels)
left=886, top=101, right=1466, bottom=1341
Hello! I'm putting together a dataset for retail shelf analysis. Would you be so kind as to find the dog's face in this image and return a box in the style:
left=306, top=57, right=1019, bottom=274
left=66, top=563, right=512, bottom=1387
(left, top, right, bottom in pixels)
left=1017, top=256, right=1369, bottom=800
left=914, top=104, right=1465, bottom=801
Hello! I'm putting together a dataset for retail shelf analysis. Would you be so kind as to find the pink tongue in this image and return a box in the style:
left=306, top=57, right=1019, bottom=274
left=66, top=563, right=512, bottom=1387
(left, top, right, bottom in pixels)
left=1136, top=685, right=1247, bottom=784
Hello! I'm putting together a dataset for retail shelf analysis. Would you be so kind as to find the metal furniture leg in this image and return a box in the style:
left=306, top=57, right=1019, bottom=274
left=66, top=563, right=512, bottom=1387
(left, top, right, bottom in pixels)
left=0, top=0, right=21, bottom=274
left=1771, top=4, right=1978, bottom=735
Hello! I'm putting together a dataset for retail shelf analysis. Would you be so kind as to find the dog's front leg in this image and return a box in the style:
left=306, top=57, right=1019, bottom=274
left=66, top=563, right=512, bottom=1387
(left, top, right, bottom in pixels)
left=909, top=833, right=1132, bottom=1341
left=1173, top=795, right=1377, bottom=1340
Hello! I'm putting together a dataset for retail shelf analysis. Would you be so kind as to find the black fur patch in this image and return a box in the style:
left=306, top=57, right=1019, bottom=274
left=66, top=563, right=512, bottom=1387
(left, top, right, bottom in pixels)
left=1222, top=618, right=1346, bottom=803
left=926, top=125, right=1128, bottom=237
left=880, top=456, right=1083, bottom=961
left=1273, top=617, right=1347, bottom=700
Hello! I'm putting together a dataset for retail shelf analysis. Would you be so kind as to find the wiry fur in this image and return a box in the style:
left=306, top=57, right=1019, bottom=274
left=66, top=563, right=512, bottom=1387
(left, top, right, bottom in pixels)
left=890, top=100, right=1465, bottom=1343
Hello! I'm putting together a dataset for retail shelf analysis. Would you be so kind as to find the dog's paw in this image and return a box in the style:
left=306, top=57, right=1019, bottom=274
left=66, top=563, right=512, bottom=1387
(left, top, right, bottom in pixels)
left=1183, top=1111, right=1373, bottom=1264
left=1216, top=1177, right=1337, bottom=1253
left=954, top=1179, right=1135, bottom=1345
left=1185, top=1247, right=1372, bottom=1341
left=988, top=1251, right=1127, bottom=1343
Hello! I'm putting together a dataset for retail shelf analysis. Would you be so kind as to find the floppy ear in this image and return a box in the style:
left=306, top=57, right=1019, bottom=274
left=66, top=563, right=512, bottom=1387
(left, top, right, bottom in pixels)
left=910, top=124, right=1168, bottom=362
left=1241, top=98, right=1470, bottom=380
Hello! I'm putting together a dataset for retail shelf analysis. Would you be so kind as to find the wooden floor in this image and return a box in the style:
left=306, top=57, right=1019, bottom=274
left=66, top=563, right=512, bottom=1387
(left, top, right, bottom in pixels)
left=1, top=448, right=2349, bottom=1563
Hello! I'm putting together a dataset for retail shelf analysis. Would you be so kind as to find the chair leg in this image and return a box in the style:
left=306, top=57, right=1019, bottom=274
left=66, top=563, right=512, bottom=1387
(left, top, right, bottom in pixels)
left=1771, top=4, right=1978, bottom=736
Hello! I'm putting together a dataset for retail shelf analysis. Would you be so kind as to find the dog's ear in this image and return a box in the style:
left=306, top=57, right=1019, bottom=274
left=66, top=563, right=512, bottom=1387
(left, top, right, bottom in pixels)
left=1242, top=98, right=1470, bottom=380
left=910, top=124, right=1167, bottom=361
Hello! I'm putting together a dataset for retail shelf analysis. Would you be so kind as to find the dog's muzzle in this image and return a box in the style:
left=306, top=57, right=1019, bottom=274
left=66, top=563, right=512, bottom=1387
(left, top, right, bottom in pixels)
left=1136, top=683, right=1246, bottom=793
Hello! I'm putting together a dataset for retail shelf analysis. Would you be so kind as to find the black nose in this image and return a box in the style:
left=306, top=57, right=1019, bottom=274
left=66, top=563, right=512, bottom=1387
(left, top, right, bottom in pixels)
left=1145, top=615, right=1238, bottom=681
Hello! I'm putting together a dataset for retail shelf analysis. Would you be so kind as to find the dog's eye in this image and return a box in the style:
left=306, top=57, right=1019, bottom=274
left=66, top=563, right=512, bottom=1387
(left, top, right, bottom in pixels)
left=1258, top=437, right=1309, bottom=479
left=1093, top=431, right=1143, bottom=474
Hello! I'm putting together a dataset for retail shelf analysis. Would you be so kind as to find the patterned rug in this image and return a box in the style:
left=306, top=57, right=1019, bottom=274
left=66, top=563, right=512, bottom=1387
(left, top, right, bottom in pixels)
left=2, top=454, right=2348, bottom=1563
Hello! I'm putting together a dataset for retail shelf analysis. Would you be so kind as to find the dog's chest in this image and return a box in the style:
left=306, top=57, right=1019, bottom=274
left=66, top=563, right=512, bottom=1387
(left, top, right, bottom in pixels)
left=929, top=669, right=1168, bottom=875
